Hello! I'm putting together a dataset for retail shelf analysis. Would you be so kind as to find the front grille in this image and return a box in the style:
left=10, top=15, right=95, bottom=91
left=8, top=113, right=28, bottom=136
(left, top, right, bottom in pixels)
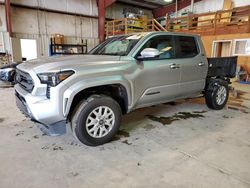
left=46, top=86, right=51, bottom=99
left=16, top=69, right=34, bottom=93
left=15, top=91, right=31, bottom=118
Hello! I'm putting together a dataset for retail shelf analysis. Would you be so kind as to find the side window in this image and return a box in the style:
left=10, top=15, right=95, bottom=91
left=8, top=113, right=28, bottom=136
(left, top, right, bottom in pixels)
left=175, top=36, right=199, bottom=58
left=138, top=35, right=174, bottom=59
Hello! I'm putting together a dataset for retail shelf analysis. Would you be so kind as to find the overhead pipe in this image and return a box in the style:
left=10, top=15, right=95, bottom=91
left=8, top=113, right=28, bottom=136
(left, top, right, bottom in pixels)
left=190, top=0, right=194, bottom=12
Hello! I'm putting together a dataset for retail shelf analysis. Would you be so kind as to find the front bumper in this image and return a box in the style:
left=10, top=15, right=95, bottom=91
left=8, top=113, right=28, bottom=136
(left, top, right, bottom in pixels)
left=15, top=84, right=67, bottom=136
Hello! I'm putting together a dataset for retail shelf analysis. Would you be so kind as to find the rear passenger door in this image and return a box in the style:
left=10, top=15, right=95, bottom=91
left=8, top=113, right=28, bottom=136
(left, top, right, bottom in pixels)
left=174, top=35, right=207, bottom=97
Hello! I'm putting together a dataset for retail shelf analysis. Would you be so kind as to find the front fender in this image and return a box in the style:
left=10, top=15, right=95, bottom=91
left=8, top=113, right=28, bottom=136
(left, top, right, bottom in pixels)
left=62, top=75, right=132, bottom=117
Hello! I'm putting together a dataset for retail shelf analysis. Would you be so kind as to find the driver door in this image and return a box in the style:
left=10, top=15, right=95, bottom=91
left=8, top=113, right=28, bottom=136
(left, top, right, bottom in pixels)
left=134, top=34, right=181, bottom=107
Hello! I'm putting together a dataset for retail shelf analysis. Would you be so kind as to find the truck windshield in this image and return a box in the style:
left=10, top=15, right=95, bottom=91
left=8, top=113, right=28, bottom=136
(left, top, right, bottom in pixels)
left=90, top=35, right=142, bottom=56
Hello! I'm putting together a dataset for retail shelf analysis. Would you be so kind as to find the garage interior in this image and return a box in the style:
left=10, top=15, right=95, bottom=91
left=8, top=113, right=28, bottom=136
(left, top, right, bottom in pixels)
left=0, top=0, right=250, bottom=187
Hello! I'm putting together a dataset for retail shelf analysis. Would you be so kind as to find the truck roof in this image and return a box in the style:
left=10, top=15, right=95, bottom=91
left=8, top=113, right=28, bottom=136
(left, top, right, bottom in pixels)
left=108, top=31, right=200, bottom=38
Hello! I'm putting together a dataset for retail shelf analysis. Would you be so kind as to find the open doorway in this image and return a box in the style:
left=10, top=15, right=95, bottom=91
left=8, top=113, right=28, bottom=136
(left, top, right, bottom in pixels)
left=20, top=39, right=37, bottom=61
left=212, top=40, right=232, bottom=57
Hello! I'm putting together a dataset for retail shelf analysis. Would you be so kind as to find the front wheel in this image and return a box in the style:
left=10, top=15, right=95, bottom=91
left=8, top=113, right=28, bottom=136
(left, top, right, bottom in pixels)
left=205, top=81, right=229, bottom=110
left=71, top=95, right=122, bottom=146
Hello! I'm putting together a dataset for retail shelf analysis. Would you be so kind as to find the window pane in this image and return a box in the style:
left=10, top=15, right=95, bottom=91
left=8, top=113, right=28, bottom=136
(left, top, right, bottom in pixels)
left=234, top=40, right=250, bottom=55
left=176, top=36, right=199, bottom=58
left=139, top=35, right=174, bottom=59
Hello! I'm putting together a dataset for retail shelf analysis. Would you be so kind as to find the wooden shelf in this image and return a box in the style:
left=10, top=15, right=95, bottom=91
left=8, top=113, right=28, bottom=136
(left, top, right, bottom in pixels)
left=50, top=39, right=88, bottom=56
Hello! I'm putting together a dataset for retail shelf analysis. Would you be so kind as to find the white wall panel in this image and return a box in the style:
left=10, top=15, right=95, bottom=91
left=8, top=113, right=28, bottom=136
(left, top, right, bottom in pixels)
left=233, top=0, right=250, bottom=7
left=194, top=0, right=224, bottom=14
left=177, top=0, right=224, bottom=17
left=7, top=0, right=99, bottom=57
left=11, top=0, right=37, bottom=7
left=177, top=0, right=250, bottom=17
left=0, top=32, right=11, bottom=53
left=11, top=7, right=97, bottom=38
left=0, top=5, right=6, bottom=32
left=11, top=0, right=98, bottom=16
left=12, top=7, right=39, bottom=34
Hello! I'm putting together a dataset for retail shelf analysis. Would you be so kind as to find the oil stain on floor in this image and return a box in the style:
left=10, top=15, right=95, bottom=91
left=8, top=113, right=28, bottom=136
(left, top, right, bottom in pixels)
left=117, top=130, right=130, bottom=137
left=122, top=140, right=132, bottom=145
left=235, top=90, right=250, bottom=101
left=227, top=90, right=250, bottom=114
left=112, top=130, right=130, bottom=141
left=143, top=123, right=155, bottom=130
left=146, top=111, right=207, bottom=125
left=228, top=106, right=249, bottom=114
left=0, top=118, right=4, bottom=123
left=228, top=102, right=249, bottom=109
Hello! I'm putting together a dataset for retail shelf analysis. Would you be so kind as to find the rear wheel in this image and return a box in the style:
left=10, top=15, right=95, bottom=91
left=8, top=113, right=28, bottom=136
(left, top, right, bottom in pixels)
left=205, top=81, right=229, bottom=110
left=71, top=95, right=122, bottom=146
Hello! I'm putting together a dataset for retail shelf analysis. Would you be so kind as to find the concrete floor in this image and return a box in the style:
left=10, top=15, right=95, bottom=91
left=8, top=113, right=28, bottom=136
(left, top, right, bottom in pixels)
left=0, top=83, right=249, bottom=188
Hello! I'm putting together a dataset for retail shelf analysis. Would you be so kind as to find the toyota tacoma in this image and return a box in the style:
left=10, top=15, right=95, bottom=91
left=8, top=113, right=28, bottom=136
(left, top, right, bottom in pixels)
left=14, top=32, right=237, bottom=146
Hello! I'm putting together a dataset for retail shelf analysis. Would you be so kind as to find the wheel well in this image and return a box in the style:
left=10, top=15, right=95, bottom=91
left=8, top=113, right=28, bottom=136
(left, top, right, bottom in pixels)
left=205, top=78, right=229, bottom=92
left=68, top=84, right=128, bottom=119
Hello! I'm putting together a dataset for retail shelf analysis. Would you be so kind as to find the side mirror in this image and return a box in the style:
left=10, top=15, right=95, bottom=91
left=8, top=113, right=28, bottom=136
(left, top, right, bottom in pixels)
left=137, top=48, right=160, bottom=60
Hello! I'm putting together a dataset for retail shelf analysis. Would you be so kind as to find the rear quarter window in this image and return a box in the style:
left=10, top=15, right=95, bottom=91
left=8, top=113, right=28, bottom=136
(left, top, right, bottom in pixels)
left=175, top=36, right=199, bottom=58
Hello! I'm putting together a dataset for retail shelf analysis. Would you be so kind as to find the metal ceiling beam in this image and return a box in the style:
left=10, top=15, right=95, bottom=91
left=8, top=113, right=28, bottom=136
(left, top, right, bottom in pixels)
left=132, top=0, right=165, bottom=8
left=116, top=1, right=153, bottom=10
left=0, top=2, right=100, bottom=19
left=105, top=0, right=116, bottom=7
left=5, top=0, right=13, bottom=37
left=97, top=0, right=116, bottom=42
left=118, top=0, right=174, bottom=9
left=153, top=0, right=203, bottom=18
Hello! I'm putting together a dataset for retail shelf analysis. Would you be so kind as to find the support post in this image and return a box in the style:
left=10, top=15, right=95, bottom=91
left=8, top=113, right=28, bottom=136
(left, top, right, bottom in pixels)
left=97, top=0, right=116, bottom=43
left=5, top=0, right=13, bottom=37
left=125, top=18, right=128, bottom=34
left=98, top=0, right=105, bottom=43
left=248, top=7, right=250, bottom=32
left=214, top=12, right=218, bottom=35
left=175, top=0, right=178, bottom=18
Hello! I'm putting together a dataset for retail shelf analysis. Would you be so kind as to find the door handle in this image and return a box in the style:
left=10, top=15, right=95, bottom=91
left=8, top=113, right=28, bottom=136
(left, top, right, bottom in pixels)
left=198, top=62, right=205, bottom=66
left=170, top=64, right=180, bottom=69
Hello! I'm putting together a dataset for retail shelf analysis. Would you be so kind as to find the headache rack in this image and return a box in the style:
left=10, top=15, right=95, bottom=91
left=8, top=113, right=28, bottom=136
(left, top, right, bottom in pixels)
left=207, top=56, right=238, bottom=78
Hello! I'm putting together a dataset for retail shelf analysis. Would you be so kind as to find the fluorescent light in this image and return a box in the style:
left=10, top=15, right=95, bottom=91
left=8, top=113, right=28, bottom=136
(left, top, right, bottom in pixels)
left=164, top=0, right=173, bottom=2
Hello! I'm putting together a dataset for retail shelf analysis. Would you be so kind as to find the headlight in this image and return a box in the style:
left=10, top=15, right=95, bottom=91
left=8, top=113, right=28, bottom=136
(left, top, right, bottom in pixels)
left=37, top=70, right=74, bottom=87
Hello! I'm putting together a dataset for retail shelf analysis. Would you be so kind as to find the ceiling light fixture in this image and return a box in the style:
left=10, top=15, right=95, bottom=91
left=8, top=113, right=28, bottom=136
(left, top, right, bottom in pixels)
left=164, top=0, right=173, bottom=2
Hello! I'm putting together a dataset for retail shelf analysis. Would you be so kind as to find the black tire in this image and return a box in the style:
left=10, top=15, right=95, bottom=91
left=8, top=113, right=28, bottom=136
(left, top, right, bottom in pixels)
left=205, top=80, right=229, bottom=110
left=10, top=71, right=16, bottom=84
left=71, top=95, right=122, bottom=146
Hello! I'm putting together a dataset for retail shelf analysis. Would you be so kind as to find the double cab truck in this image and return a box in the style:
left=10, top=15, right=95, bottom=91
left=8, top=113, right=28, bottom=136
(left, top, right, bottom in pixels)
left=15, top=32, right=237, bottom=146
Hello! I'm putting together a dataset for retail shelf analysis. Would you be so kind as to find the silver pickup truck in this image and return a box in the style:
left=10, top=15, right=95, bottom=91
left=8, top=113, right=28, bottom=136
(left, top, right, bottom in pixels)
left=15, top=32, right=237, bottom=146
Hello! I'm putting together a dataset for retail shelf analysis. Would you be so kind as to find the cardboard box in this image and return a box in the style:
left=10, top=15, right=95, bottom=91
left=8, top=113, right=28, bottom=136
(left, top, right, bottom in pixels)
left=52, top=34, right=64, bottom=44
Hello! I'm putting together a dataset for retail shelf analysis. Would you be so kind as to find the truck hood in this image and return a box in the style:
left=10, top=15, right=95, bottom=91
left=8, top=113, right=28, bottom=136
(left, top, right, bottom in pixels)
left=17, top=55, right=123, bottom=73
